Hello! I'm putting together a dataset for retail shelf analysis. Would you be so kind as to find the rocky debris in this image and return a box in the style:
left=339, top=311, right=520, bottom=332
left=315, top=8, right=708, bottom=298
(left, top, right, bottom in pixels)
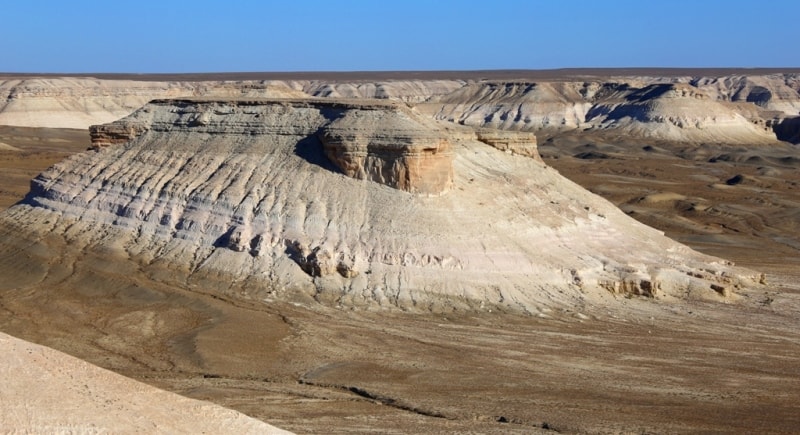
left=2, top=97, right=763, bottom=312
left=285, top=241, right=357, bottom=278
left=600, top=278, right=661, bottom=298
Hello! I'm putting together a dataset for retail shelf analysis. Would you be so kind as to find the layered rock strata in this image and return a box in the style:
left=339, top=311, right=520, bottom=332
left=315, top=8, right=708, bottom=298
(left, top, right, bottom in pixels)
left=583, top=83, right=777, bottom=144
left=89, top=120, right=149, bottom=149
left=3, top=74, right=799, bottom=144
left=319, top=107, right=453, bottom=194
left=421, top=81, right=782, bottom=143
left=474, top=128, right=540, bottom=160
left=2, top=98, right=762, bottom=312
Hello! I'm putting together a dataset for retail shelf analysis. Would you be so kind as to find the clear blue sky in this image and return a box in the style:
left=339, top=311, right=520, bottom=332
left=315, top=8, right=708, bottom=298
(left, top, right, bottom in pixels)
left=2, top=0, right=797, bottom=73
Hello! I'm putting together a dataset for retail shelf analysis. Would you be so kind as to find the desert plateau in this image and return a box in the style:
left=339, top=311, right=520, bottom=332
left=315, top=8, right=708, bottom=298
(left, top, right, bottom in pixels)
left=1, top=69, right=800, bottom=433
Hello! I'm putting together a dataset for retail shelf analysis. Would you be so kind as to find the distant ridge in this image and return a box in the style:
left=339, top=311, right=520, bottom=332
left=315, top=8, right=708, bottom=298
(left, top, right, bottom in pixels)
left=3, top=68, right=800, bottom=82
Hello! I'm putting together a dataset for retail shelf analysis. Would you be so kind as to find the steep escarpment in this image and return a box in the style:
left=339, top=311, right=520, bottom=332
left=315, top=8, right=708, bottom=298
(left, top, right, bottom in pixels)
left=690, top=74, right=800, bottom=115
left=3, top=73, right=799, bottom=145
left=304, top=79, right=465, bottom=103
left=0, top=78, right=308, bottom=129
left=584, top=83, right=777, bottom=144
left=319, top=107, right=454, bottom=194
left=422, top=80, right=781, bottom=143
left=0, top=78, right=190, bottom=129
left=418, top=81, right=596, bottom=131
left=0, top=97, right=762, bottom=312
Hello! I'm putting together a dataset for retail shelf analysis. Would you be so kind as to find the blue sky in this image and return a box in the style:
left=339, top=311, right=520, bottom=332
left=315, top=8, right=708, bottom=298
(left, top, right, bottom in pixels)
left=2, top=0, right=797, bottom=73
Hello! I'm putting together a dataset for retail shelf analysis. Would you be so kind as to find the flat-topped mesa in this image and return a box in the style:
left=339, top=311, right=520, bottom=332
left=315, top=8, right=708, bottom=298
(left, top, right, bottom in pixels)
left=319, top=108, right=454, bottom=195
left=88, top=98, right=455, bottom=194
left=7, top=95, right=763, bottom=313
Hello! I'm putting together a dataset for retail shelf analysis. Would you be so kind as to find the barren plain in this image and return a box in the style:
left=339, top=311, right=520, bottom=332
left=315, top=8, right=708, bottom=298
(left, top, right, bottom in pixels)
left=1, top=69, right=800, bottom=433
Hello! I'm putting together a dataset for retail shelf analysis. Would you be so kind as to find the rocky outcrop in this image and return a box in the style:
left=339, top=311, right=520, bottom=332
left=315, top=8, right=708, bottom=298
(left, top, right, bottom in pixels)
left=0, top=97, right=762, bottom=313
left=474, top=128, right=540, bottom=160
left=0, top=78, right=191, bottom=129
left=690, top=74, right=800, bottom=115
left=319, top=105, right=453, bottom=194
left=304, top=80, right=466, bottom=103
left=421, top=80, right=783, bottom=144
left=89, top=120, right=149, bottom=150
left=88, top=98, right=453, bottom=194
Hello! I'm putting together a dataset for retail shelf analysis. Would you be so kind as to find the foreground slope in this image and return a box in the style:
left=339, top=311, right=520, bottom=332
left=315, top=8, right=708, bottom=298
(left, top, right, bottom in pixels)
left=0, top=98, right=762, bottom=312
left=0, top=332, right=289, bottom=433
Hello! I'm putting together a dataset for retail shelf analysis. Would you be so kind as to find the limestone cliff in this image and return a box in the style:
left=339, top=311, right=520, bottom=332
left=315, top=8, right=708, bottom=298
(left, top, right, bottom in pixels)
left=0, top=97, right=761, bottom=312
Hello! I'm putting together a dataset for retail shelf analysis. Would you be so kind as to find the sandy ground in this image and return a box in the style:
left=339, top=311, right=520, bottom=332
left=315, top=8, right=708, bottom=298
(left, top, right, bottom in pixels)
left=0, top=332, right=289, bottom=433
left=0, top=126, right=89, bottom=208
left=1, top=127, right=799, bottom=433
left=539, top=131, right=800, bottom=277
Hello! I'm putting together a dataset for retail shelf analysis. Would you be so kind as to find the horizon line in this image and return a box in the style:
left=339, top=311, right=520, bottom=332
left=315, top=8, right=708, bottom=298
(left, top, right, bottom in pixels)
left=2, top=67, right=800, bottom=82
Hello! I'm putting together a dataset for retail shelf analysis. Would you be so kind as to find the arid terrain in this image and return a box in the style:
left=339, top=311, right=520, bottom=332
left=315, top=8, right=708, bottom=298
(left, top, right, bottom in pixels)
left=1, top=70, right=799, bottom=433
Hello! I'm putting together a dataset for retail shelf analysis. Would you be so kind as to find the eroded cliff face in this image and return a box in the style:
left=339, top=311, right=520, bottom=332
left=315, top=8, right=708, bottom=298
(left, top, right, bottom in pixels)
left=87, top=98, right=455, bottom=194
left=690, top=74, right=800, bottom=115
left=0, top=78, right=308, bottom=129
left=319, top=107, right=454, bottom=194
left=0, top=98, right=761, bottom=313
left=2, top=73, right=799, bottom=143
left=583, top=83, right=777, bottom=144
